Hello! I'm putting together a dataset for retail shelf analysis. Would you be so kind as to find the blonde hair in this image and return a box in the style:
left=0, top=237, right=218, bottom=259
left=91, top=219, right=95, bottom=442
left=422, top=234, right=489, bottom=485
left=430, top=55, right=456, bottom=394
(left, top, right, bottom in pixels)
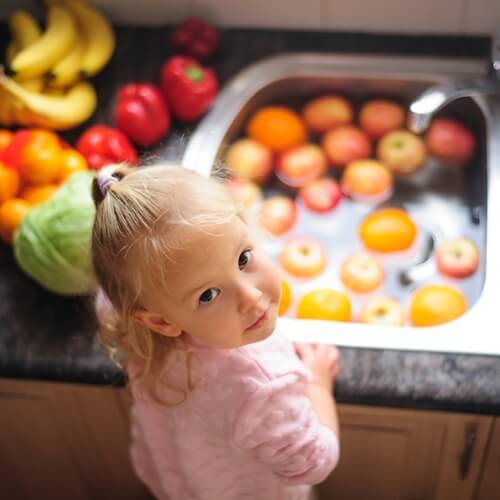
left=91, top=164, right=241, bottom=404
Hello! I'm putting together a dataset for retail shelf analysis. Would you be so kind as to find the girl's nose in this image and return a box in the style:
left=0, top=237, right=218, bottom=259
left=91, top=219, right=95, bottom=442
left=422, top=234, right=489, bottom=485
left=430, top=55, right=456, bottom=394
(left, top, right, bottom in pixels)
left=238, top=281, right=263, bottom=313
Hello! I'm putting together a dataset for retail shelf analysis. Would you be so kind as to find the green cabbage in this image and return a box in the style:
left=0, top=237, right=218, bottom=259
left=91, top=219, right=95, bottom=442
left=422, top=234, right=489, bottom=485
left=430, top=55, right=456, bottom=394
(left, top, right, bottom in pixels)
left=13, top=171, right=96, bottom=295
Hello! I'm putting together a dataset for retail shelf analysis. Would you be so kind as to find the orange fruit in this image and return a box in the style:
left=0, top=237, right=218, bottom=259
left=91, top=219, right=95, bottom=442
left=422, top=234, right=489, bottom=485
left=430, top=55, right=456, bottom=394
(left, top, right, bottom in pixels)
left=0, top=198, right=31, bottom=243
left=58, top=148, right=88, bottom=183
left=21, top=184, right=59, bottom=205
left=278, top=279, right=292, bottom=316
left=297, top=289, right=351, bottom=322
left=20, top=129, right=62, bottom=185
left=359, top=208, right=417, bottom=252
left=0, top=163, right=20, bottom=203
left=409, top=285, right=467, bottom=327
left=0, top=129, right=13, bottom=154
left=247, top=106, right=307, bottom=152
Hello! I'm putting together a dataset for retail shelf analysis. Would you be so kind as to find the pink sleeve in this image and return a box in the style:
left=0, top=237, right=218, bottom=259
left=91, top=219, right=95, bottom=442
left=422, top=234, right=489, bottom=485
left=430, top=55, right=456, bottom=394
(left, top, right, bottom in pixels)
left=231, top=371, right=339, bottom=485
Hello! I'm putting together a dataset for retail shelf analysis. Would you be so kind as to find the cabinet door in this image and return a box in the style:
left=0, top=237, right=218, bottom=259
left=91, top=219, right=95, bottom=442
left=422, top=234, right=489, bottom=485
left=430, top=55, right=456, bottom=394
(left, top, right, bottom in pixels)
left=475, top=418, right=500, bottom=500
left=317, top=404, right=492, bottom=500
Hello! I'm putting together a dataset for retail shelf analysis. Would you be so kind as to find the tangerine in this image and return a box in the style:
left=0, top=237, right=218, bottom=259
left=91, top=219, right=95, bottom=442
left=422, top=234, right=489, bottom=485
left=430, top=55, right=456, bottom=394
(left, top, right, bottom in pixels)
left=297, top=289, right=351, bottom=322
left=0, top=163, right=20, bottom=203
left=247, top=106, right=307, bottom=152
left=0, top=198, right=31, bottom=243
left=0, top=129, right=13, bottom=154
left=409, top=284, right=467, bottom=327
left=58, top=148, right=88, bottom=183
left=278, top=279, right=291, bottom=316
left=21, top=184, right=59, bottom=205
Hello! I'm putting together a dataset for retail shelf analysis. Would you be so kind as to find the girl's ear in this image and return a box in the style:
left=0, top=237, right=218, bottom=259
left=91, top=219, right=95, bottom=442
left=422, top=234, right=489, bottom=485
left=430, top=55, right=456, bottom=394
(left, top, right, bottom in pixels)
left=132, top=309, right=182, bottom=337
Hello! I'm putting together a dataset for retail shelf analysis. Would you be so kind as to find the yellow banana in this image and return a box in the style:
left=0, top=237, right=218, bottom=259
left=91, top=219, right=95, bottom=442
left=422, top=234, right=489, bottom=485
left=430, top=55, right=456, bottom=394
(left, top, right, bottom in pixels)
left=64, top=0, right=115, bottom=78
left=48, top=35, right=84, bottom=88
left=0, top=73, right=97, bottom=130
left=9, top=10, right=42, bottom=49
left=10, top=4, right=77, bottom=80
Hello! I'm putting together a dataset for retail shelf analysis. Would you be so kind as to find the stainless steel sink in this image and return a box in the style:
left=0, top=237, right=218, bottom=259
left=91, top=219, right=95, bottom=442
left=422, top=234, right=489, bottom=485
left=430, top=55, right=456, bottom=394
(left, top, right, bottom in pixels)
left=182, top=53, right=500, bottom=356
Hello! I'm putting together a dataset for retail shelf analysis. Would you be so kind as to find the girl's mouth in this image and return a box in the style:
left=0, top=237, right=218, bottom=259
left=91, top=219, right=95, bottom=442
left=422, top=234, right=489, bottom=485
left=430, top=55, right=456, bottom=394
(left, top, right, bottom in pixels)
left=246, top=309, right=268, bottom=330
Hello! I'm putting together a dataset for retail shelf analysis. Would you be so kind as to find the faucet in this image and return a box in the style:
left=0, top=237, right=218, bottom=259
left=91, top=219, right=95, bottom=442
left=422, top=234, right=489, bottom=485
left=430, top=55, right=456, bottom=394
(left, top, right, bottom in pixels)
left=408, top=32, right=500, bottom=133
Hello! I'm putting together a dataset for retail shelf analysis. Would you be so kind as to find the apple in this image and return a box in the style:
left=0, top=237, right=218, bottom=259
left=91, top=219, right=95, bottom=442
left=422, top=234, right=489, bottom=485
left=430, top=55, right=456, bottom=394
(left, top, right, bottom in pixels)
left=340, top=159, right=393, bottom=204
left=425, top=118, right=476, bottom=165
left=340, top=251, right=384, bottom=293
left=299, top=177, right=342, bottom=213
left=275, top=143, right=327, bottom=188
left=302, top=95, right=354, bottom=134
left=225, top=138, right=273, bottom=184
left=361, top=297, right=404, bottom=326
left=226, top=178, right=263, bottom=208
left=321, top=125, right=372, bottom=168
left=376, top=130, right=426, bottom=175
left=280, top=237, right=326, bottom=278
left=435, top=238, right=479, bottom=279
left=359, top=99, right=406, bottom=140
left=258, top=196, right=297, bottom=235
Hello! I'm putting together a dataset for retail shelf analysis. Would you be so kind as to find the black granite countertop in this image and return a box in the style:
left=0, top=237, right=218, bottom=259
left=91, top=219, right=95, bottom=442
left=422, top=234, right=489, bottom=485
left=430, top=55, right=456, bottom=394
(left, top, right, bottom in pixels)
left=1, top=25, right=499, bottom=415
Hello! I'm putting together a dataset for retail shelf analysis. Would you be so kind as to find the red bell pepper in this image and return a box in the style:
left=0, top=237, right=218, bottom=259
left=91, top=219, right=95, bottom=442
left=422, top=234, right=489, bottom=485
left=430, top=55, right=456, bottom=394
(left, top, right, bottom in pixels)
left=115, top=83, right=171, bottom=147
left=161, top=56, right=218, bottom=123
left=170, top=17, right=220, bottom=61
left=1, top=129, right=32, bottom=170
left=76, top=124, right=138, bottom=170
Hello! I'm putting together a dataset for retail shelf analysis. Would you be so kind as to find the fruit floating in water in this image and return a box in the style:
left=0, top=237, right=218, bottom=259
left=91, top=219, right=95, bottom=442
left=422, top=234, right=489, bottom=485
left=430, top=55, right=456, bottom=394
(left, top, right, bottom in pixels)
left=377, top=130, right=426, bottom=175
left=278, top=279, right=291, bottom=316
left=361, top=296, right=404, bottom=327
left=359, top=99, right=406, bottom=140
left=280, top=237, right=326, bottom=278
left=302, top=95, right=353, bottom=133
left=225, top=138, right=273, bottom=184
left=299, top=177, right=342, bottom=213
left=340, top=251, right=384, bottom=293
left=258, top=196, right=297, bottom=236
left=297, top=289, right=351, bottom=322
left=435, top=238, right=479, bottom=279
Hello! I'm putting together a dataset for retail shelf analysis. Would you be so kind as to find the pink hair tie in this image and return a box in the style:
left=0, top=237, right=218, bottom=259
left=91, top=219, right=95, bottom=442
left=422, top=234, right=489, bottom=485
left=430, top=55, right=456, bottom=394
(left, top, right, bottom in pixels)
left=97, top=168, right=119, bottom=196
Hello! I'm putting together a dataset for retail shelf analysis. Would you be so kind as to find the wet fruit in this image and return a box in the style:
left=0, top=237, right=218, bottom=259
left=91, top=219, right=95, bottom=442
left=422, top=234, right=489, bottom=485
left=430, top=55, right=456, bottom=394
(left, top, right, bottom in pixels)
left=225, top=138, right=273, bottom=184
left=409, top=284, right=467, bottom=326
left=340, top=251, right=384, bottom=293
left=259, top=196, right=297, bottom=236
left=359, top=99, right=406, bottom=140
left=279, top=279, right=292, bottom=316
left=280, top=237, right=326, bottom=278
left=361, top=296, right=404, bottom=326
left=435, top=238, right=480, bottom=279
left=302, top=95, right=353, bottom=133
left=359, top=208, right=417, bottom=253
left=377, top=130, right=426, bottom=175
left=297, top=289, right=351, bottom=322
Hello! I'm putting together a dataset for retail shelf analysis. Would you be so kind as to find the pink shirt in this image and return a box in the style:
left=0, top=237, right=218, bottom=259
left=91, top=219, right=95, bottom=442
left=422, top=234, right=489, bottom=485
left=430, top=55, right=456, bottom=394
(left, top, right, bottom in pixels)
left=128, top=328, right=339, bottom=500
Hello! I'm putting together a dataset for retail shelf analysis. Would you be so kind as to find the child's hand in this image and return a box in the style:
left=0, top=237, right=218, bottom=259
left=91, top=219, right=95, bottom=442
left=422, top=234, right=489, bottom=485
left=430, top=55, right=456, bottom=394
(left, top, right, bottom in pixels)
left=294, top=343, right=341, bottom=392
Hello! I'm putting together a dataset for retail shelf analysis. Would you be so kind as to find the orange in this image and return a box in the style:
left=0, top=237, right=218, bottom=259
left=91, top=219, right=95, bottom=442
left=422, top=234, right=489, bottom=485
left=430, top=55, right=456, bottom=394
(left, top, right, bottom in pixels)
left=0, top=129, right=13, bottom=154
left=0, top=198, right=31, bottom=243
left=0, top=163, right=20, bottom=203
left=20, top=129, right=62, bottom=185
left=21, top=184, right=59, bottom=205
left=58, top=148, right=88, bottom=183
left=409, top=285, right=467, bottom=327
left=297, top=289, right=351, bottom=322
left=359, top=208, right=417, bottom=252
left=247, top=106, right=307, bottom=152
left=278, top=279, right=291, bottom=316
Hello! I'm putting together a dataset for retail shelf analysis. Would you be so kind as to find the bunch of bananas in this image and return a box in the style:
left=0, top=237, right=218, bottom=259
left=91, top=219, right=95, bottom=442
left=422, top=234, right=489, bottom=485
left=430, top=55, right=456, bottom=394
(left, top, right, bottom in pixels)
left=0, top=0, right=115, bottom=130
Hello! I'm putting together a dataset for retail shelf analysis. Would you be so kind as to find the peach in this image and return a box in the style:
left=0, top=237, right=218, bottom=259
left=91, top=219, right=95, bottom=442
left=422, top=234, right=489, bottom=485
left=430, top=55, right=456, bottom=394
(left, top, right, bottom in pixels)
left=340, top=159, right=393, bottom=204
left=259, top=196, right=297, bottom=236
left=425, top=118, right=476, bottom=165
left=280, top=237, right=326, bottom=278
left=340, top=252, right=384, bottom=293
left=225, top=138, right=273, bottom=184
left=361, top=297, right=404, bottom=326
left=299, top=178, right=342, bottom=213
left=377, top=130, right=426, bottom=175
left=226, top=178, right=263, bottom=208
left=302, top=95, right=354, bottom=134
left=322, top=125, right=372, bottom=168
left=359, top=99, right=406, bottom=140
left=435, top=238, right=479, bottom=279
left=275, top=143, right=327, bottom=188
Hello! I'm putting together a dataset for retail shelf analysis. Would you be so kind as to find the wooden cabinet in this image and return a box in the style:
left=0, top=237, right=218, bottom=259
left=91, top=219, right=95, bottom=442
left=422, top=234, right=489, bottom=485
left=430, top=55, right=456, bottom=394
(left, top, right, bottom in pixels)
left=475, top=418, right=500, bottom=500
left=0, top=379, right=151, bottom=500
left=0, top=378, right=498, bottom=500
left=317, top=405, right=493, bottom=500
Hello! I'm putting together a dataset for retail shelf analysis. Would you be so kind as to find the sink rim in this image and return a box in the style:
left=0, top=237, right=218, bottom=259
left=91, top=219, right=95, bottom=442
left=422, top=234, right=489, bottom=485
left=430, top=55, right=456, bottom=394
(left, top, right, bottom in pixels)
left=182, top=52, right=500, bottom=357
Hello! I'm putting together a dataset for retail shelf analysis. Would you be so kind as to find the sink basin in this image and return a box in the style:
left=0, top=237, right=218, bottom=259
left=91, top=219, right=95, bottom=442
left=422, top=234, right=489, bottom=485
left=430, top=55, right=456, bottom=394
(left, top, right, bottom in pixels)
left=182, top=53, right=500, bottom=356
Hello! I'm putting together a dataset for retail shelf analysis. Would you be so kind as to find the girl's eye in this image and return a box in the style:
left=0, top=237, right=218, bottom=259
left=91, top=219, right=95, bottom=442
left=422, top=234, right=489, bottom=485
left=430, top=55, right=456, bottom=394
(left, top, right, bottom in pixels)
left=238, top=249, right=253, bottom=270
left=199, top=288, right=220, bottom=305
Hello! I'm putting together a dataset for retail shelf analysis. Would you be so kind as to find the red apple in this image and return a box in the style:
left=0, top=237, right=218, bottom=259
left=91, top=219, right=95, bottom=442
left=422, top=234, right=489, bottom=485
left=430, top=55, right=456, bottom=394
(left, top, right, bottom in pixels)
left=340, top=251, right=384, bottom=293
left=299, top=177, right=342, bottom=213
left=225, top=138, right=273, bottom=184
left=226, top=178, right=263, bottom=208
left=322, top=125, right=371, bottom=168
left=275, top=143, right=327, bottom=188
left=341, top=159, right=393, bottom=204
left=280, top=237, right=326, bottom=278
left=377, top=130, right=426, bottom=175
left=359, top=99, right=406, bottom=140
left=436, top=238, right=480, bottom=279
left=259, top=196, right=297, bottom=235
left=425, top=118, right=476, bottom=165
left=361, top=297, right=404, bottom=326
left=302, top=95, right=354, bottom=134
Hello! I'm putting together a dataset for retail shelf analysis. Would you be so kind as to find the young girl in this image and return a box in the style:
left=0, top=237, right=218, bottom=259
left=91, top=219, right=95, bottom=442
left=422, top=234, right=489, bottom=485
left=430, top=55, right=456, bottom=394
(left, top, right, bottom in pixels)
left=92, top=164, right=340, bottom=500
